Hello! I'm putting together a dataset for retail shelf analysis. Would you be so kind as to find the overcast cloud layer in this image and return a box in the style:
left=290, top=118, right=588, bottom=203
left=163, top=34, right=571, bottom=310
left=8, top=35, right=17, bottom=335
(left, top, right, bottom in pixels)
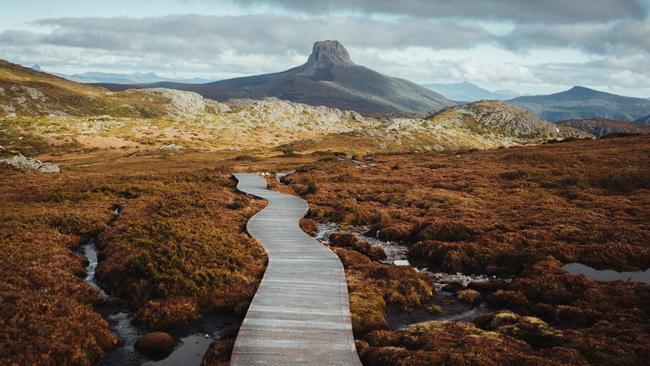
left=235, top=0, right=647, bottom=23
left=1, top=0, right=649, bottom=96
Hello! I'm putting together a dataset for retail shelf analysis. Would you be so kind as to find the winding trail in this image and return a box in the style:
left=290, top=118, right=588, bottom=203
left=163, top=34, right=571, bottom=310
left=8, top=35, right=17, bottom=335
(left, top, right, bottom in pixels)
left=232, top=173, right=361, bottom=366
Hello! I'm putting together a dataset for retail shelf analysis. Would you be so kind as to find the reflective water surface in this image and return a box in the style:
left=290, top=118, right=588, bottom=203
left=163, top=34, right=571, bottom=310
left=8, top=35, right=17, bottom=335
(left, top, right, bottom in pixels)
left=563, top=263, right=650, bottom=285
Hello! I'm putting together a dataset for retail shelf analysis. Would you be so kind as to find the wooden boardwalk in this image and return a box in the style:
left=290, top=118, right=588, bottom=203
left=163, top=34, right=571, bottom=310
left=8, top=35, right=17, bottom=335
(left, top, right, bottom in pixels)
left=232, top=173, right=361, bottom=366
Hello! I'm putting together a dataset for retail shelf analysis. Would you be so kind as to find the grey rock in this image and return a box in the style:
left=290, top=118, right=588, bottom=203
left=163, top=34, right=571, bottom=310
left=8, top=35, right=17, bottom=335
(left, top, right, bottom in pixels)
left=1, top=154, right=60, bottom=173
left=21, top=86, right=45, bottom=100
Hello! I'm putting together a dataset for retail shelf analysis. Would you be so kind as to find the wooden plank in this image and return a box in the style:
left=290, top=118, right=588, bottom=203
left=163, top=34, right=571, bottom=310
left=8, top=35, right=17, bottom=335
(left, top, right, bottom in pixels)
left=231, top=173, right=361, bottom=366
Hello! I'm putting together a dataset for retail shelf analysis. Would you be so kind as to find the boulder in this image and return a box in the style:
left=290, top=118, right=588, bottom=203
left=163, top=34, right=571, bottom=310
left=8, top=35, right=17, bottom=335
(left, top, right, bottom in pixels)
left=134, top=332, right=175, bottom=360
left=0, top=154, right=60, bottom=173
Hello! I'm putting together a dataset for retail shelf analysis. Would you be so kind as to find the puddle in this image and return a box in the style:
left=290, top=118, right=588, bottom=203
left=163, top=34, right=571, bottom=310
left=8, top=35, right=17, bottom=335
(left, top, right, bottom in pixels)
left=145, top=335, right=212, bottom=366
left=98, top=312, right=148, bottom=366
left=563, top=263, right=650, bottom=285
left=143, top=315, right=240, bottom=366
left=98, top=312, right=240, bottom=366
left=387, top=301, right=490, bottom=330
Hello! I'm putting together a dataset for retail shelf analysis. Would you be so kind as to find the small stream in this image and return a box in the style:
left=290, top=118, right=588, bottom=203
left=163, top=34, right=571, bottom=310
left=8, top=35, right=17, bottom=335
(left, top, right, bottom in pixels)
left=82, top=239, right=107, bottom=298
left=315, top=223, right=498, bottom=329
left=80, top=205, right=240, bottom=366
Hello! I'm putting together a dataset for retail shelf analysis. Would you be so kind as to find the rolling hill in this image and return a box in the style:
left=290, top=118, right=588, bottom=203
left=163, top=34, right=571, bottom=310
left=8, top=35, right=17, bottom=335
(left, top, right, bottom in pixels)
left=0, top=58, right=589, bottom=158
left=98, top=40, right=455, bottom=116
left=508, top=86, right=650, bottom=122
left=0, top=59, right=209, bottom=118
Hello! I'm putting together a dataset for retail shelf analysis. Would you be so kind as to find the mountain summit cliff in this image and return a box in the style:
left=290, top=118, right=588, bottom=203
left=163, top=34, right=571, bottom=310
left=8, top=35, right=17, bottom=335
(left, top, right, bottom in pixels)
left=98, top=40, right=455, bottom=116
left=305, top=40, right=354, bottom=67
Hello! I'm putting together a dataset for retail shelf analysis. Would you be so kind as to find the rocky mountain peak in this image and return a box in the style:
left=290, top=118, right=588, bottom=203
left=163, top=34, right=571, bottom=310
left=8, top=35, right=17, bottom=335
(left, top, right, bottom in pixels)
left=306, top=40, right=354, bottom=67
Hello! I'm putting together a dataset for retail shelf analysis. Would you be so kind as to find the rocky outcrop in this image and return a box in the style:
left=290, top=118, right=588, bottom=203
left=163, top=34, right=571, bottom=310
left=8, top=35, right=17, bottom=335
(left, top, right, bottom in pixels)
left=137, top=88, right=230, bottom=116
left=0, top=154, right=60, bottom=173
left=428, top=100, right=594, bottom=141
left=306, top=40, right=354, bottom=67
left=225, top=97, right=368, bottom=131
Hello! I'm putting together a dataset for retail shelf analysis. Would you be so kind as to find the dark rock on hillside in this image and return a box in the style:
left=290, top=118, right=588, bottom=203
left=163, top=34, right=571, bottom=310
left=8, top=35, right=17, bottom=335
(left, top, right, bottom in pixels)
left=98, top=40, right=455, bottom=116
left=556, top=118, right=650, bottom=138
left=509, top=86, right=650, bottom=122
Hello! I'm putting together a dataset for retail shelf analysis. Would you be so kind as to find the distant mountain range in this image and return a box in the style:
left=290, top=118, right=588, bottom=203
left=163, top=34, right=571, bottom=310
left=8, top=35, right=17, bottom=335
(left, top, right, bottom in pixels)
left=98, top=40, right=455, bottom=116
left=62, top=71, right=212, bottom=85
left=29, top=65, right=212, bottom=85
left=422, top=81, right=520, bottom=101
left=508, top=86, right=650, bottom=122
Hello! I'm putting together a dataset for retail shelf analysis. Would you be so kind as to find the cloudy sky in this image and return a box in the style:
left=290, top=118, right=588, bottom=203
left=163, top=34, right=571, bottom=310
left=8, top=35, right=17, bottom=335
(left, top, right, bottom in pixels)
left=2, top=0, right=649, bottom=96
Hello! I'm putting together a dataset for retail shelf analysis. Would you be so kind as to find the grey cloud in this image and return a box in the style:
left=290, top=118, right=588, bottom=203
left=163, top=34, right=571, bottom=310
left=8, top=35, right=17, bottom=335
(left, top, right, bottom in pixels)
left=1, top=11, right=648, bottom=96
left=0, top=30, right=43, bottom=44
left=529, top=58, right=650, bottom=92
left=0, top=14, right=492, bottom=79
left=501, top=20, right=650, bottom=54
left=229, top=0, right=647, bottom=23
left=26, top=14, right=491, bottom=56
left=21, top=13, right=650, bottom=61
